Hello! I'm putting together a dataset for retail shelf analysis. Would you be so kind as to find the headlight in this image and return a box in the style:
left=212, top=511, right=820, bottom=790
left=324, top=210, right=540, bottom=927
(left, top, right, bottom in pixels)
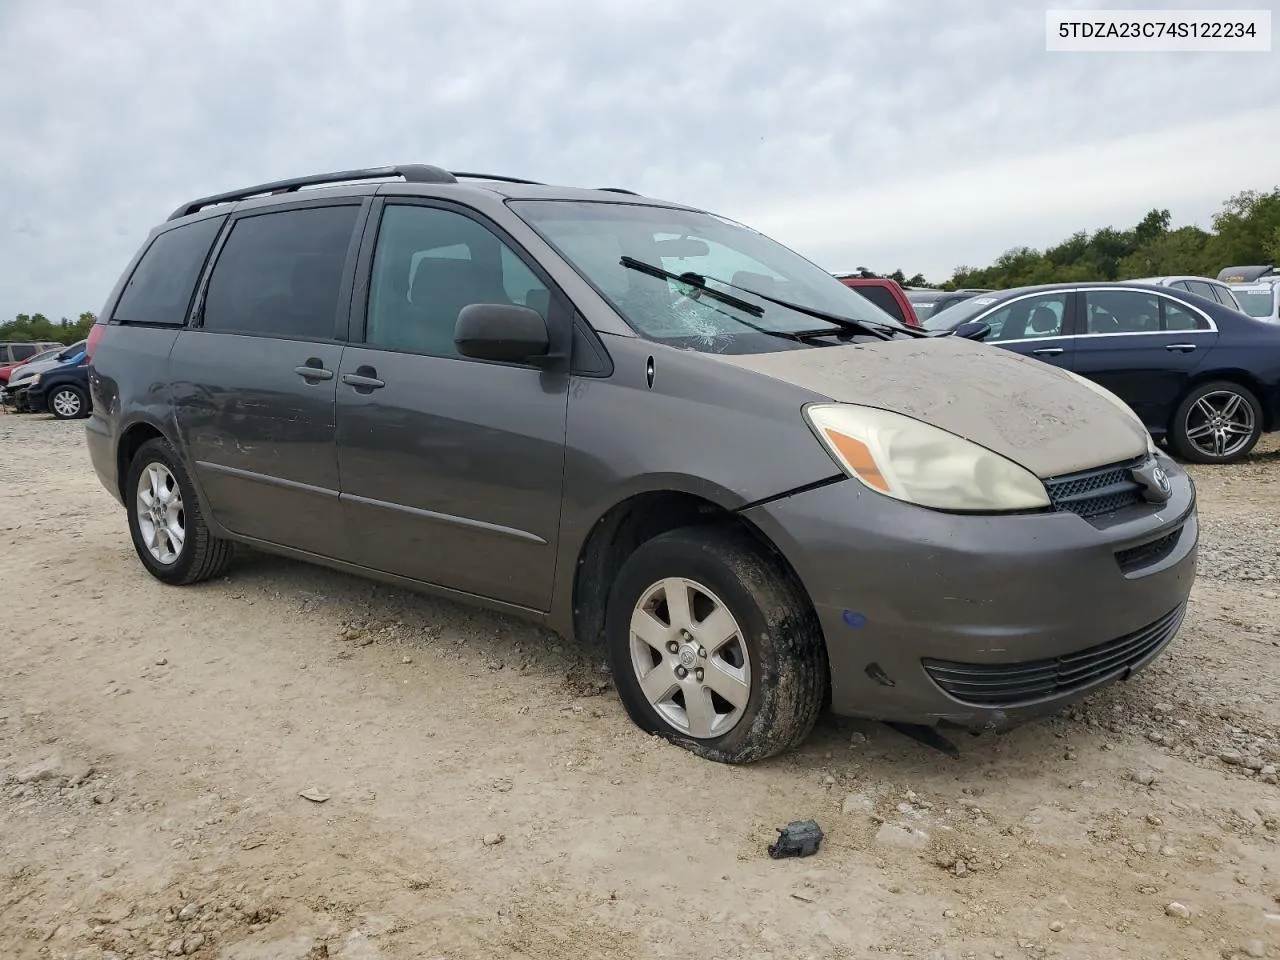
left=804, top=403, right=1050, bottom=512
left=1059, top=370, right=1157, bottom=456
left=29, top=374, right=40, bottom=385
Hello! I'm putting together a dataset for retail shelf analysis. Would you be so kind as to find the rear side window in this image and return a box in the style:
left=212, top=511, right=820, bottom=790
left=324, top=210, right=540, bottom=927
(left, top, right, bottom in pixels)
left=1184, top=280, right=1216, bottom=301
left=848, top=285, right=906, bottom=323
left=202, top=205, right=359, bottom=340
left=1161, top=297, right=1210, bottom=331
left=10, top=344, right=38, bottom=361
left=1211, top=284, right=1241, bottom=309
left=112, top=216, right=225, bottom=325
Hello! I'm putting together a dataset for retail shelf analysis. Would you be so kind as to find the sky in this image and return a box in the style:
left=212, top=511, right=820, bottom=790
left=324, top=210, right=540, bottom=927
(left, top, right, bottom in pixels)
left=2, top=0, right=1279, bottom=321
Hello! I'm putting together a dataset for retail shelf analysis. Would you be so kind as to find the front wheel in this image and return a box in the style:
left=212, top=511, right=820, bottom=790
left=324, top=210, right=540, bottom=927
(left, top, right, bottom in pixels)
left=48, top=384, right=89, bottom=420
left=125, top=438, right=236, bottom=585
left=605, top=526, right=827, bottom=764
left=1168, top=380, right=1262, bottom=464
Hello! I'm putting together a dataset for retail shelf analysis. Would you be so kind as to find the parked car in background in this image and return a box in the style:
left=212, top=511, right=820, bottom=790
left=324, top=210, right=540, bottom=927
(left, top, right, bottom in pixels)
left=1217, top=264, right=1276, bottom=284
left=905, top=288, right=991, bottom=323
left=18, top=354, right=92, bottom=418
left=4, top=340, right=87, bottom=393
left=834, top=276, right=920, bottom=326
left=1131, top=275, right=1244, bottom=311
left=87, top=165, right=1196, bottom=764
left=1229, top=281, right=1280, bottom=324
left=0, top=341, right=62, bottom=381
left=923, top=282, right=1280, bottom=463
left=0, top=344, right=65, bottom=385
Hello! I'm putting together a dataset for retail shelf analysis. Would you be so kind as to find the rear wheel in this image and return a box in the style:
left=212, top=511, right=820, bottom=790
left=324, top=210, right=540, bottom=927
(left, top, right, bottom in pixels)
left=49, top=384, right=88, bottom=420
left=605, top=526, right=827, bottom=764
left=1169, top=380, right=1262, bottom=464
left=125, top=438, right=235, bottom=585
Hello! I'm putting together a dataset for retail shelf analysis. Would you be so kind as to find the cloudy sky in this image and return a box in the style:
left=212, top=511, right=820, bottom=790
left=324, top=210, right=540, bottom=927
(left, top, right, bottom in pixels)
left=2, top=0, right=1278, bottom=321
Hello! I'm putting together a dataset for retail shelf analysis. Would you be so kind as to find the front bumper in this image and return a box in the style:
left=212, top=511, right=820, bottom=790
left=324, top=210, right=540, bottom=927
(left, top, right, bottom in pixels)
left=23, top=384, right=50, bottom=413
left=742, top=453, right=1197, bottom=730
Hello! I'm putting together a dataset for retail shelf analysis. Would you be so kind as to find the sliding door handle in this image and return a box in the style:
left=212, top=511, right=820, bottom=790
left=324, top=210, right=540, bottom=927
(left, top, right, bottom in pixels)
left=1031, top=347, right=1064, bottom=356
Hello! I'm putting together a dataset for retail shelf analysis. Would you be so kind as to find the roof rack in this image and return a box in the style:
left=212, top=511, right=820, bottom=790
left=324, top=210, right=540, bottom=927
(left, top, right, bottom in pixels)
left=596, top=187, right=639, bottom=195
left=167, top=164, right=460, bottom=220
left=168, top=166, right=630, bottom=221
left=452, top=172, right=544, bottom=185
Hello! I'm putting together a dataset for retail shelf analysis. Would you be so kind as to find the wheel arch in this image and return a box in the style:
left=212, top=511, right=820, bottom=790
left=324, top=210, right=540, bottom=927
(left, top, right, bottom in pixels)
left=115, top=419, right=170, bottom=504
left=568, top=489, right=825, bottom=671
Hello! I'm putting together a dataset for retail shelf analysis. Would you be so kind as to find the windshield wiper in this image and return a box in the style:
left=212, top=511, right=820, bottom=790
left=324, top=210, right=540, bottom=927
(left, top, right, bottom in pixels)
left=620, top=257, right=764, bottom=317
left=619, top=257, right=919, bottom=341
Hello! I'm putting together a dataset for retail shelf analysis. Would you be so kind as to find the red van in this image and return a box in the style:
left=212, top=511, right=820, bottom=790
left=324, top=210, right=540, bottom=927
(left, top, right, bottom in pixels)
left=835, top=277, right=920, bottom=327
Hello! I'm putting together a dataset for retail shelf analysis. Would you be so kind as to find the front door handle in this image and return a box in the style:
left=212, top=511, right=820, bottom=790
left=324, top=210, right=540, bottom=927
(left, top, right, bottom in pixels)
left=294, top=361, right=334, bottom=381
left=342, top=365, right=385, bottom=391
left=1165, top=343, right=1197, bottom=352
left=1032, top=347, right=1064, bottom=356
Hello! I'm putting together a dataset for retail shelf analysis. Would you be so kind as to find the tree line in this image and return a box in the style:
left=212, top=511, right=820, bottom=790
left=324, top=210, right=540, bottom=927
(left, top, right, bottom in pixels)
left=0, top=312, right=97, bottom=345
left=859, top=186, right=1280, bottom=291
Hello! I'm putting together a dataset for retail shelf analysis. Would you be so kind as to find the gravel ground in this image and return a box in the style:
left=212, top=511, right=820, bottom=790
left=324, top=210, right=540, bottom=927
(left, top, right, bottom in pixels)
left=1, top=415, right=1278, bottom=960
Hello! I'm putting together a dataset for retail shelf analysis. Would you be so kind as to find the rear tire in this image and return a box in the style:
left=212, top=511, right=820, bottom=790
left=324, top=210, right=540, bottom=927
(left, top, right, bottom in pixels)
left=48, top=384, right=88, bottom=420
left=125, top=438, right=235, bottom=585
left=1168, top=380, right=1262, bottom=464
left=605, top=526, right=827, bottom=764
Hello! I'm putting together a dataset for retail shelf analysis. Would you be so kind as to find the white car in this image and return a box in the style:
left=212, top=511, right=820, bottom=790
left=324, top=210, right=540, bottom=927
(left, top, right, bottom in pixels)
left=1230, top=280, right=1280, bottom=324
left=1131, top=275, right=1244, bottom=311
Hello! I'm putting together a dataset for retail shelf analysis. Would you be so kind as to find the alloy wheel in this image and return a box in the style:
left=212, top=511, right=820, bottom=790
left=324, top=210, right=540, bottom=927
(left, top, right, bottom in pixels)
left=628, top=577, right=751, bottom=739
left=1183, top=390, right=1255, bottom=460
left=52, top=388, right=81, bottom=418
left=136, top=462, right=186, bottom=565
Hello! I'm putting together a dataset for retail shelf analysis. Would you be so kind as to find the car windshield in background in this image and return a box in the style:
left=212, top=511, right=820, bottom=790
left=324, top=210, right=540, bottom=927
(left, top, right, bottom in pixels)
left=1232, top=285, right=1276, bottom=318
left=911, top=301, right=939, bottom=321
left=920, top=293, right=1003, bottom=330
left=509, top=200, right=910, bottom=352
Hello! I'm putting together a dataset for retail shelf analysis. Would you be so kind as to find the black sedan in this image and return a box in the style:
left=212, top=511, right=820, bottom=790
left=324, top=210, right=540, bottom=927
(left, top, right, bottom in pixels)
left=924, top=281, right=1280, bottom=463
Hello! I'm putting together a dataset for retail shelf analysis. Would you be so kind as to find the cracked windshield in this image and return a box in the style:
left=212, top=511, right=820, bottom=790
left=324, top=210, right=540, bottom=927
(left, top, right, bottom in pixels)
left=512, top=200, right=907, bottom=352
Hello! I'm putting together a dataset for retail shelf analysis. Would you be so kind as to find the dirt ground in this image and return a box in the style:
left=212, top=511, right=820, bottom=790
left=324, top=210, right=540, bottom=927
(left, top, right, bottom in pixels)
left=2, top=414, right=1278, bottom=960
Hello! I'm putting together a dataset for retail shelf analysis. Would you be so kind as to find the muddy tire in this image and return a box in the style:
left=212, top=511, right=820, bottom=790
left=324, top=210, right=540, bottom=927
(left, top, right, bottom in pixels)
left=605, top=525, right=827, bottom=764
left=126, top=437, right=235, bottom=585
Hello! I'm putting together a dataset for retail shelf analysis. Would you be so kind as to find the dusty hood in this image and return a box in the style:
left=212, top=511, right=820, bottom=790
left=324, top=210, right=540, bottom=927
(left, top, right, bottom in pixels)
left=713, top=336, right=1149, bottom=478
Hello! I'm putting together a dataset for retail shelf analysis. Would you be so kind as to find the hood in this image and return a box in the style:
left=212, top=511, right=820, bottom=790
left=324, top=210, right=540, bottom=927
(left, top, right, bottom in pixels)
left=8, top=359, right=59, bottom=384
left=711, top=336, right=1149, bottom=478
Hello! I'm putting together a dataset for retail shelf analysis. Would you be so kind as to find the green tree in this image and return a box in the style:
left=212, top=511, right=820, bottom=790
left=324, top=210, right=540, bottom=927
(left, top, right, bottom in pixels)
left=0, top=312, right=97, bottom=345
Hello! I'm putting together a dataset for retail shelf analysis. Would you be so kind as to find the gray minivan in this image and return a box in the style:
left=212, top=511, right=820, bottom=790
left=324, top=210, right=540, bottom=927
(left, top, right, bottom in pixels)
left=85, top=166, right=1198, bottom=763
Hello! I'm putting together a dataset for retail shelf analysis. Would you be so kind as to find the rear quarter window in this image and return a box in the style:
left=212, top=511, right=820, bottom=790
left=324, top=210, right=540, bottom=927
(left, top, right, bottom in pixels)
left=112, top=215, right=227, bottom=326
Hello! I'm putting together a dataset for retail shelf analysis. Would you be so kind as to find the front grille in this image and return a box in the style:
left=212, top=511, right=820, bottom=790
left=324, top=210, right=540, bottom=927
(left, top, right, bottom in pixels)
left=1115, top=528, right=1182, bottom=574
left=922, top=605, right=1185, bottom=707
left=1043, top=457, right=1146, bottom=518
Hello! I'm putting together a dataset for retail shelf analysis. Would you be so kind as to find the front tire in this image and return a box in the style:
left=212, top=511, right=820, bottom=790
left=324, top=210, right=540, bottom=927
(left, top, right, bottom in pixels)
left=125, top=438, right=235, bottom=585
left=1168, top=380, right=1262, bottom=464
left=605, top=526, right=827, bottom=764
left=48, top=384, right=88, bottom=420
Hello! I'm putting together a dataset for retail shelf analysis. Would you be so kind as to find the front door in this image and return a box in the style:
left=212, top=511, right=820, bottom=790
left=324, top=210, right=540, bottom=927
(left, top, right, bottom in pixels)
left=335, top=200, right=571, bottom=611
left=1072, top=288, right=1218, bottom=432
left=170, top=201, right=364, bottom=557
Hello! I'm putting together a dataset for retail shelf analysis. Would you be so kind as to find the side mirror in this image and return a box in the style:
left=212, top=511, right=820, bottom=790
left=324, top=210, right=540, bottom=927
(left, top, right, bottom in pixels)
left=454, top=304, right=551, bottom=364
left=951, top=320, right=991, bottom=341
